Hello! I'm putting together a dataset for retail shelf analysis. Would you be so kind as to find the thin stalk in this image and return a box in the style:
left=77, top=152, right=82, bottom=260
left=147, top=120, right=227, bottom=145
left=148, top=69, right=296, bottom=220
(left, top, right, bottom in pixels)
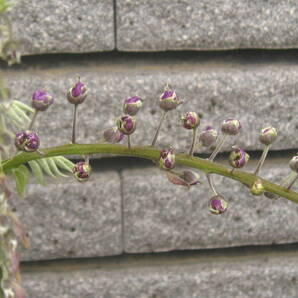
left=127, top=135, right=131, bottom=150
left=254, top=145, right=270, bottom=176
left=189, top=128, right=198, bottom=156
left=286, top=173, right=298, bottom=190
left=28, top=110, right=38, bottom=130
left=84, top=155, right=90, bottom=164
left=151, top=111, right=167, bottom=146
left=2, top=144, right=298, bottom=204
left=72, top=104, right=78, bottom=144
left=207, top=173, right=218, bottom=195
left=208, top=135, right=228, bottom=161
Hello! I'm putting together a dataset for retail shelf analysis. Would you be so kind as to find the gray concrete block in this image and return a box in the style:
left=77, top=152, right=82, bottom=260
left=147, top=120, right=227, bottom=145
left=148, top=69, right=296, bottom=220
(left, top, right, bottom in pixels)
left=22, top=254, right=298, bottom=298
left=122, top=159, right=298, bottom=253
left=7, top=0, right=114, bottom=55
left=12, top=171, right=122, bottom=260
left=3, top=57, right=298, bottom=151
left=117, top=0, right=298, bottom=51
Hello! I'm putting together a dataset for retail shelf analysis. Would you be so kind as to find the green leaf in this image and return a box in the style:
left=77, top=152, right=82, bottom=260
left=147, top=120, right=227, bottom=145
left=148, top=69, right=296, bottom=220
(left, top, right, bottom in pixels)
left=47, top=158, right=68, bottom=177
left=12, top=164, right=30, bottom=196
left=12, top=100, right=34, bottom=113
left=53, top=156, right=74, bottom=173
left=36, top=158, right=56, bottom=178
left=28, top=160, right=45, bottom=185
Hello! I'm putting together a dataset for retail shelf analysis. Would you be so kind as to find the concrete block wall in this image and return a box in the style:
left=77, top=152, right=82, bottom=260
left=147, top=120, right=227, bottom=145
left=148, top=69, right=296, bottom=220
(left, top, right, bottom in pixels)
left=2, top=1, right=298, bottom=297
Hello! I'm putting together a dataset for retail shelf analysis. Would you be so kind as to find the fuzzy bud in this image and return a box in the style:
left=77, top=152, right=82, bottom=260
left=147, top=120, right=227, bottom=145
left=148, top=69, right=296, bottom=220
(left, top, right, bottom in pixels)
left=123, top=96, right=143, bottom=116
left=229, top=146, right=249, bottom=169
left=199, top=126, right=218, bottom=147
left=73, top=162, right=92, bottom=182
left=67, top=80, right=88, bottom=105
left=166, top=170, right=200, bottom=187
left=250, top=179, right=265, bottom=196
left=289, top=156, right=298, bottom=173
left=259, top=126, right=277, bottom=145
left=15, top=130, right=40, bottom=152
left=159, top=88, right=182, bottom=111
left=116, top=115, right=136, bottom=135
left=159, top=148, right=175, bottom=170
left=209, top=195, right=228, bottom=215
left=32, top=90, right=54, bottom=111
left=181, top=112, right=200, bottom=129
left=103, top=127, right=124, bottom=143
left=221, top=119, right=241, bottom=135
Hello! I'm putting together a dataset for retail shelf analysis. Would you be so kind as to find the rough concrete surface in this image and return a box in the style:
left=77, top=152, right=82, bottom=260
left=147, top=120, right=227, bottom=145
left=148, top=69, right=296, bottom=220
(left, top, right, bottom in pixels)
left=117, top=0, right=298, bottom=51
left=7, top=0, right=114, bottom=55
left=122, top=159, right=298, bottom=253
left=12, top=171, right=122, bottom=261
left=22, top=253, right=298, bottom=298
left=3, top=56, right=298, bottom=151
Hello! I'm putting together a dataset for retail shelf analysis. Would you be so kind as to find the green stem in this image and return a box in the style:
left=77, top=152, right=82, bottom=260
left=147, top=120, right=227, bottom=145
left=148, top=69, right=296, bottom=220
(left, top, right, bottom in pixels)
left=2, top=143, right=298, bottom=204
left=151, top=111, right=167, bottom=146
left=189, top=128, right=198, bottom=156
left=254, top=145, right=270, bottom=176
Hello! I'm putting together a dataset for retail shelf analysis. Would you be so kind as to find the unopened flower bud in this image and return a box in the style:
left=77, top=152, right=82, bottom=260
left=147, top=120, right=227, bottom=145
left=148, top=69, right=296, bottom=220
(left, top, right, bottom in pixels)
left=289, top=156, right=298, bottom=173
left=103, top=127, right=124, bottom=143
left=209, top=195, right=228, bottom=215
left=123, top=96, right=143, bottom=116
left=159, top=88, right=182, bottom=111
left=67, top=80, right=88, bottom=104
left=199, top=126, right=218, bottom=147
left=73, top=162, right=92, bottom=182
left=181, top=112, right=200, bottom=129
left=116, top=115, right=136, bottom=135
left=229, top=146, right=249, bottom=169
left=1, top=40, right=21, bottom=66
left=15, top=130, right=40, bottom=152
left=221, top=119, right=241, bottom=135
left=159, top=148, right=175, bottom=170
left=32, top=90, right=54, bottom=111
left=250, top=179, right=265, bottom=196
left=167, top=170, right=200, bottom=187
left=259, top=126, right=277, bottom=145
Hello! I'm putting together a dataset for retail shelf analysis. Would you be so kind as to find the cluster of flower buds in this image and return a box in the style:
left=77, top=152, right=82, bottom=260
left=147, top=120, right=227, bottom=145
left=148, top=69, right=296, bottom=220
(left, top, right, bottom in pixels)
left=159, top=148, right=175, bottom=170
left=73, top=161, right=92, bottom=182
left=15, top=130, right=40, bottom=152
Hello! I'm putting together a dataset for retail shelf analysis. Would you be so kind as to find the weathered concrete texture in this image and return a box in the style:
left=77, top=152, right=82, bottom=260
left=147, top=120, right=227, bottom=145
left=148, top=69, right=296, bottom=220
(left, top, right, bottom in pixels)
left=122, top=159, right=298, bottom=253
left=7, top=0, right=114, bottom=55
left=22, top=254, right=298, bottom=298
left=3, top=57, right=298, bottom=151
left=117, top=0, right=298, bottom=51
left=12, top=171, right=122, bottom=261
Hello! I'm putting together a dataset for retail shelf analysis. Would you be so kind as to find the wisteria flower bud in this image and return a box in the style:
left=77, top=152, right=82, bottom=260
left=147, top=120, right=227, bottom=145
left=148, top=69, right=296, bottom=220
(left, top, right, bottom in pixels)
left=123, top=96, right=143, bottom=116
left=15, top=130, right=40, bottom=152
left=116, top=115, right=136, bottom=135
left=289, top=156, right=298, bottom=173
left=73, top=162, right=92, bottom=182
left=159, top=148, right=175, bottom=170
left=32, top=90, right=54, bottom=111
left=167, top=170, right=200, bottom=187
left=67, top=80, right=88, bottom=104
left=229, top=146, right=249, bottom=169
left=221, top=119, right=241, bottom=135
left=259, top=126, right=277, bottom=145
left=199, top=126, right=218, bottom=147
left=159, top=88, right=182, bottom=111
left=209, top=195, right=228, bottom=215
left=250, top=179, right=265, bottom=196
left=181, top=112, right=200, bottom=129
left=103, top=127, right=124, bottom=143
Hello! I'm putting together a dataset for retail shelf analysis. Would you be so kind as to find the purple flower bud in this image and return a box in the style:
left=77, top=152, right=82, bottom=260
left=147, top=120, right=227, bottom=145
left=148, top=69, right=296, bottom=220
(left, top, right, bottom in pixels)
left=289, top=156, right=298, bottom=173
left=181, top=112, right=200, bottom=129
left=229, top=146, right=250, bottom=169
left=116, top=115, right=137, bottom=135
left=166, top=170, right=200, bottom=187
left=250, top=179, right=265, bottom=196
left=15, top=130, right=40, bottom=152
left=259, top=126, right=277, bottom=145
left=209, top=195, right=228, bottom=215
left=73, top=162, right=92, bottom=182
left=159, top=148, right=175, bottom=170
left=103, top=127, right=125, bottom=143
left=67, top=80, right=88, bottom=105
left=32, top=90, right=54, bottom=111
left=159, top=88, right=182, bottom=111
left=123, top=96, right=143, bottom=116
left=221, top=119, right=241, bottom=135
left=199, top=126, right=218, bottom=147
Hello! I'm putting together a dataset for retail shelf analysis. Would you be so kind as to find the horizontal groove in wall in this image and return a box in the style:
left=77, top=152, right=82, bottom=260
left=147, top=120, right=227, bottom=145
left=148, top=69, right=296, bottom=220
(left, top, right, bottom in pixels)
left=21, top=242, right=298, bottom=274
